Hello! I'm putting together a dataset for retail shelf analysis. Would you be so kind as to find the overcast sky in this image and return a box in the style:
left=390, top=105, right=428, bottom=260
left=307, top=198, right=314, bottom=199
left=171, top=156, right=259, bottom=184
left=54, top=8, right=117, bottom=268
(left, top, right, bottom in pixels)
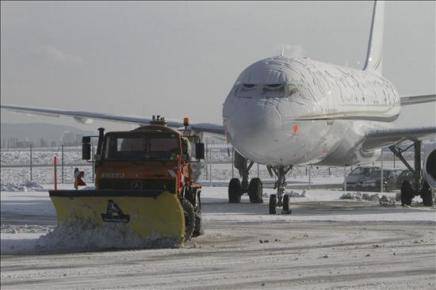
left=1, top=1, right=435, bottom=130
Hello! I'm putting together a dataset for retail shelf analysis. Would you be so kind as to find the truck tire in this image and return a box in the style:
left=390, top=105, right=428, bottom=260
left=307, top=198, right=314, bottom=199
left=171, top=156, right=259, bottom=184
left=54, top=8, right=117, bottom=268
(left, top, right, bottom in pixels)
left=248, top=178, right=263, bottom=203
left=184, top=187, right=196, bottom=206
left=401, top=181, right=414, bottom=206
left=193, top=191, right=203, bottom=237
left=182, top=199, right=195, bottom=241
left=229, top=178, right=242, bottom=203
left=193, top=212, right=203, bottom=237
left=421, top=182, right=434, bottom=207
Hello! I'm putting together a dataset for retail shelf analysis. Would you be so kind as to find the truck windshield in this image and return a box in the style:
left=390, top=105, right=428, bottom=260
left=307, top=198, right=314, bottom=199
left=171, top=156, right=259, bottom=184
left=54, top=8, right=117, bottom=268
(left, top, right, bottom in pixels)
left=104, top=133, right=179, bottom=161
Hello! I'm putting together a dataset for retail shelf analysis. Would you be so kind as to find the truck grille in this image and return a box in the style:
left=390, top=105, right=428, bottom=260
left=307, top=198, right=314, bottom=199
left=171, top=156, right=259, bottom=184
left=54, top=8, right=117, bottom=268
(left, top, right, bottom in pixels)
left=99, top=179, right=176, bottom=192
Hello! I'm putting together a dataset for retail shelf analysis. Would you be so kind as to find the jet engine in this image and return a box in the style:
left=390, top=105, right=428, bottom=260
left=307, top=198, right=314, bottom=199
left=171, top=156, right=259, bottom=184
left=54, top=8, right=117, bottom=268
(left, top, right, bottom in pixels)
left=423, top=142, right=436, bottom=189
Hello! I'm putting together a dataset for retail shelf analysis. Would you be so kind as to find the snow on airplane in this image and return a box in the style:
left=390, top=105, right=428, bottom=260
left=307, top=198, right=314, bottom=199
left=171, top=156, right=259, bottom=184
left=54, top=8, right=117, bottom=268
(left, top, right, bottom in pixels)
left=2, top=1, right=436, bottom=213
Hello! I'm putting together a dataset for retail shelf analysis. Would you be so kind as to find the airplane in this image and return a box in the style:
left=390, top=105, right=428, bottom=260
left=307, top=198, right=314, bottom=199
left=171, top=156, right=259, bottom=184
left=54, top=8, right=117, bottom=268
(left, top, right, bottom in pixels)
left=2, top=1, right=436, bottom=213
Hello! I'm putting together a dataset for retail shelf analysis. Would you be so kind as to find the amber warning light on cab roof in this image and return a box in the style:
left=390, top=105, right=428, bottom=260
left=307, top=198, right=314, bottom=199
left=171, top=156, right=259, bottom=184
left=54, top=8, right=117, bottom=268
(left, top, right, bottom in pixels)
left=183, top=117, right=190, bottom=127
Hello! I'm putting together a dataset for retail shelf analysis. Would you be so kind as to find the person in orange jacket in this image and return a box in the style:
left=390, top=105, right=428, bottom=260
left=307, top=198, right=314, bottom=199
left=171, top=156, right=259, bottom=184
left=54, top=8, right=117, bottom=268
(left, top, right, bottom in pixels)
left=74, top=168, right=86, bottom=190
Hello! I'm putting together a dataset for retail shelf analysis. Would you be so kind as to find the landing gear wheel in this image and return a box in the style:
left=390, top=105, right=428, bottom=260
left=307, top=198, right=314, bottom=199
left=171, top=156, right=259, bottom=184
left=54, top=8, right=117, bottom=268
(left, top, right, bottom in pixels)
left=421, top=182, right=434, bottom=207
left=269, top=194, right=277, bottom=215
left=401, top=181, right=414, bottom=206
left=228, top=178, right=242, bottom=203
left=248, top=178, right=263, bottom=203
left=182, top=199, right=195, bottom=241
left=282, top=194, right=291, bottom=214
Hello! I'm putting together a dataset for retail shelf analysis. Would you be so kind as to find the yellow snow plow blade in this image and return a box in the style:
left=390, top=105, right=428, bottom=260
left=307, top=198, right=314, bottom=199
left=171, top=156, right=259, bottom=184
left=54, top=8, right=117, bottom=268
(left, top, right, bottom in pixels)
left=49, top=190, right=185, bottom=242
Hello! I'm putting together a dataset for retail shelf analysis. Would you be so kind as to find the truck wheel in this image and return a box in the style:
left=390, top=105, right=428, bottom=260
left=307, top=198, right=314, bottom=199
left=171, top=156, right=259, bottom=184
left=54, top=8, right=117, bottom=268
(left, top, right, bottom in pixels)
left=248, top=178, right=263, bottom=203
left=193, top=212, right=203, bottom=237
left=184, top=187, right=196, bottom=205
left=182, top=199, right=195, bottom=241
left=269, top=194, right=277, bottom=215
left=193, top=191, right=203, bottom=237
left=229, top=178, right=242, bottom=203
left=421, top=182, right=434, bottom=207
left=401, top=181, right=414, bottom=206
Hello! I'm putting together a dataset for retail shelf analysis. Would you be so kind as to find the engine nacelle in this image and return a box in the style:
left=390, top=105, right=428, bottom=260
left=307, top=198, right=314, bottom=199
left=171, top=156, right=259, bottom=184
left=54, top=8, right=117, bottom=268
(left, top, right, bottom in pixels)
left=423, top=142, right=436, bottom=189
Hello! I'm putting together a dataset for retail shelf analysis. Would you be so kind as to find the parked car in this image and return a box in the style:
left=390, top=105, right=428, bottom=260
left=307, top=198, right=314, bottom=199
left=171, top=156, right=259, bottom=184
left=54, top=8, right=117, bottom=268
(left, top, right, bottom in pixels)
left=344, top=166, right=404, bottom=192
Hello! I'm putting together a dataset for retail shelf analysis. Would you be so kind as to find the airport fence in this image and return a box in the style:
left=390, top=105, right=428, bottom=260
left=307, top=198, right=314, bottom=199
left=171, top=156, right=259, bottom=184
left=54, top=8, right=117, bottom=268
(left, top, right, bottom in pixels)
left=1, top=143, right=409, bottom=191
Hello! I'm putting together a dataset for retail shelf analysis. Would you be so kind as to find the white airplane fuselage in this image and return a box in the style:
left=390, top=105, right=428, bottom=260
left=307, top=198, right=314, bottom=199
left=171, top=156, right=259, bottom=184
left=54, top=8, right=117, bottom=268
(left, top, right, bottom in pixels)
left=223, top=56, right=401, bottom=167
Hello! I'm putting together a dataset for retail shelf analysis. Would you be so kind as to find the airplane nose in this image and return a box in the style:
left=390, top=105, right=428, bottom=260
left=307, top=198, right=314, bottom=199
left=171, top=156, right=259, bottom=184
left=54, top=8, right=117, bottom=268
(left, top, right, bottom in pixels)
left=231, top=100, right=279, bottom=133
left=225, top=99, right=282, bottom=155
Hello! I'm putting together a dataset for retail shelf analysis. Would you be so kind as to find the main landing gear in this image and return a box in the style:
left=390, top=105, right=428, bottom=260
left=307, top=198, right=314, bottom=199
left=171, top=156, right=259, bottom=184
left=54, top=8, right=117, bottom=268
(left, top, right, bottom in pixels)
left=390, top=140, right=433, bottom=207
left=228, top=151, right=263, bottom=204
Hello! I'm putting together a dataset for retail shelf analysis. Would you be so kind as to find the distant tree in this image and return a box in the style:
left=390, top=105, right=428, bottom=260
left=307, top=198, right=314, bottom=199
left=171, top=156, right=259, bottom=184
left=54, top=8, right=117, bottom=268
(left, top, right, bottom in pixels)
left=39, top=138, right=48, bottom=148
left=8, top=137, right=18, bottom=148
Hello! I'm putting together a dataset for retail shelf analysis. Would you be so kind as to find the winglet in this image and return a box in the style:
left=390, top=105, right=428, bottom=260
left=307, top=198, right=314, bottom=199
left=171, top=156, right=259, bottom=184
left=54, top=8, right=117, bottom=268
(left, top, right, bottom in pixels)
left=363, top=0, right=385, bottom=74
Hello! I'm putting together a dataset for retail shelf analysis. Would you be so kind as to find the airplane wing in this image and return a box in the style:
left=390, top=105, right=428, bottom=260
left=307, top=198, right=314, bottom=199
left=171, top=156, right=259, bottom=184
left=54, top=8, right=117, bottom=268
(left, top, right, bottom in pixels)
left=1, top=104, right=225, bottom=135
left=363, top=127, right=436, bottom=150
left=361, top=94, right=436, bottom=149
left=400, top=94, right=436, bottom=106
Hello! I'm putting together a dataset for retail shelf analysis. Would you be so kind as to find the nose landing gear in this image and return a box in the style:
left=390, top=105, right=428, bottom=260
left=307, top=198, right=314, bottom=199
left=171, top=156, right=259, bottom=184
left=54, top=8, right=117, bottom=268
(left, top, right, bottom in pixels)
left=226, top=151, right=294, bottom=213
left=268, top=165, right=293, bottom=214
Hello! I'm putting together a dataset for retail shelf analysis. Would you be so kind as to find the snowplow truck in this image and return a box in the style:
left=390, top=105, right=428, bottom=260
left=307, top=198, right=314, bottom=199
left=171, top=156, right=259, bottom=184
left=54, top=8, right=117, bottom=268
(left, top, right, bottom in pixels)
left=49, top=116, right=205, bottom=243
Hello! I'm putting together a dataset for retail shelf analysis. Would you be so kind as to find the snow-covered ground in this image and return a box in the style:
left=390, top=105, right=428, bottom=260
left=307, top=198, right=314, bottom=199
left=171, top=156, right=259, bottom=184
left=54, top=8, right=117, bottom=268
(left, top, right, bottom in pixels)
left=1, top=183, right=435, bottom=289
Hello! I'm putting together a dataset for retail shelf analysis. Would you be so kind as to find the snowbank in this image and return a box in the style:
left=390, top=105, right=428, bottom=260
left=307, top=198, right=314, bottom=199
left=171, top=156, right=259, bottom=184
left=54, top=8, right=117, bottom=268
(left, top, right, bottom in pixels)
left=0, top=180, right=46, bottom=192
left=2, top=222, right=180, bottom=255
left=36, top=221, right=180, bottom=252
left=340, top=192, right=380, bottom=201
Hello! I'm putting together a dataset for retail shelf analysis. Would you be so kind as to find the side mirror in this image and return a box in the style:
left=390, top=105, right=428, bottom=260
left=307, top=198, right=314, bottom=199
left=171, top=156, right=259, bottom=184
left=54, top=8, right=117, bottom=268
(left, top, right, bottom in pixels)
left=82, top=136, right=91, bottom=160
left=195, top=142, right=205, bottom=160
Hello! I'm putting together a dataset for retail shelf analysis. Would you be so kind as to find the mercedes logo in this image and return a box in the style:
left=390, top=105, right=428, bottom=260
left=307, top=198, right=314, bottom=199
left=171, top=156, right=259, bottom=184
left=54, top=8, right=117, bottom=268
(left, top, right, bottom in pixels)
left=131, top=181, right=142, bottom=190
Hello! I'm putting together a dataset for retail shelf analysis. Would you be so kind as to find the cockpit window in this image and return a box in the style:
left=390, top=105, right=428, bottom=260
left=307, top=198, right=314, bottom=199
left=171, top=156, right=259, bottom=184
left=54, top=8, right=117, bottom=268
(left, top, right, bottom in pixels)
left=267, top=84, right=282, bottom=89
left=262, top=83, right=285, bottom=98
left=263, top=84, right=283, bottom=91
left=242, top=83, right=256, bottom=90
left=234, top=82, right=298, bottom=98
left=234, top=83, right=258, bottom=98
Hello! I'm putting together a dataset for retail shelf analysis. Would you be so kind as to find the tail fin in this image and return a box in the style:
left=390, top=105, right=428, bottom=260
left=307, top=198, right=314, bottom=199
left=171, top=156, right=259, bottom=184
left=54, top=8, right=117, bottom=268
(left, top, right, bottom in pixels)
left=363, top=0, right=385, bottom=74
